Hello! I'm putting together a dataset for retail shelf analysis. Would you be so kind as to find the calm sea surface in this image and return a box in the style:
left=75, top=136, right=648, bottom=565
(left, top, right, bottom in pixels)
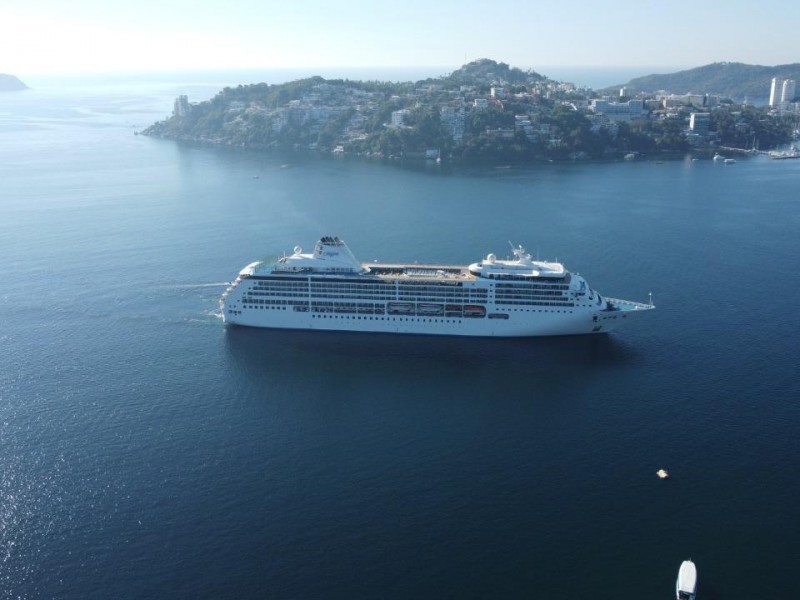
left=1, top=78, right=799, bottom=600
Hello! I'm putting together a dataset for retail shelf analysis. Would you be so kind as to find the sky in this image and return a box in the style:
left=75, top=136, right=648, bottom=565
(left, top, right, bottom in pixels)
left=2, top=0, right=799, bottom=77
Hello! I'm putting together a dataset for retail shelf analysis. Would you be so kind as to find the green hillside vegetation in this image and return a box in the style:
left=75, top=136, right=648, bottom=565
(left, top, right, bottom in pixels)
left=143, top=58, right=794, bottom=162
left=440, top=58, right=543, bottom=86
left=605, top=62, right=800, bottom=100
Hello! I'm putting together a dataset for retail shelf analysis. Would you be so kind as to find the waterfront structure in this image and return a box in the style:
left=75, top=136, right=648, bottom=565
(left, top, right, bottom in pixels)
left=221, top=237, right=654, bottom=337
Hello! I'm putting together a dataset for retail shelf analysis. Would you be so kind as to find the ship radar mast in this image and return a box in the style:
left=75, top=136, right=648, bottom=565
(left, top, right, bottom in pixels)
left=508, top=242, right=534, bottom=266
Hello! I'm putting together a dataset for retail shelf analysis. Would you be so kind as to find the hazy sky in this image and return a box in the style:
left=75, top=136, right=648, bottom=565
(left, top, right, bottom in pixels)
left=3, top=0, right=799, bottom=76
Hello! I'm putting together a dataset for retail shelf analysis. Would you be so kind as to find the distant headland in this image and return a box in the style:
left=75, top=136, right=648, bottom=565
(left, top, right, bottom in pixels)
left=604, top=62, right=800, bottom=100
left=0, top=74, right=28, bottom=91
left=142, top=59, right=798, bottom=163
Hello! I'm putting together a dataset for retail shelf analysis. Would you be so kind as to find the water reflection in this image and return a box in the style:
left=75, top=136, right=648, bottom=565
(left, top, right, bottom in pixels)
left=224, top=326, right=640, bottom=394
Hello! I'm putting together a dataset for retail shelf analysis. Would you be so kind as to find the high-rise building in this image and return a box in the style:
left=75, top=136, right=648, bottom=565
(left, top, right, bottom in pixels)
left=689, top=113, right=710, bottom=134
left=781, top=79, right=796, bottom=103
left=769, top=78, right=783, bottom=107
left=173, top=95, right=191, bottom=118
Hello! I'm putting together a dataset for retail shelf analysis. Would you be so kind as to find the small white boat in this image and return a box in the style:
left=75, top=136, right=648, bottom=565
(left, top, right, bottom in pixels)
left=713, top=153, right=725, bottom=161
left=676, top=560, right=697, bottom=600
left=724, top=158, right=736, bottom=164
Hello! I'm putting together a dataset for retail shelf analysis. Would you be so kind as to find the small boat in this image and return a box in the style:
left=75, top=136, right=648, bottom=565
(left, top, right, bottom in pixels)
left=387, top=302, right=414, bottom=314
left=624, top=152, right=636, bottom=160
left=463, top=305, right=486, bottom=318
left=418, top=303, right=444, bottom=315
left=713, top=153, right=725, bottom=161
left=724, top=158, right=736, bottom=164
left=676, top=560, right=697, bottom=600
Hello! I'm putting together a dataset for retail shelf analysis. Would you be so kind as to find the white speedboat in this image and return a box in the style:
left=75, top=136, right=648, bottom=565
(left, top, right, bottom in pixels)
left=676, top=560, right=697, bottom=600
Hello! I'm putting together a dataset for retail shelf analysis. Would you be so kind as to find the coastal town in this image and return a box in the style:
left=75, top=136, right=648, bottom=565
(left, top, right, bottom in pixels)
left=144, top=59, right=799, bottom=162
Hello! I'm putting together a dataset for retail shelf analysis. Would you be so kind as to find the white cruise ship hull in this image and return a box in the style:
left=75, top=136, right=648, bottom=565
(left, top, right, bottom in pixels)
left=222, top=297, right=650, bottom=337
left=221, top=237, right=654, bottom=338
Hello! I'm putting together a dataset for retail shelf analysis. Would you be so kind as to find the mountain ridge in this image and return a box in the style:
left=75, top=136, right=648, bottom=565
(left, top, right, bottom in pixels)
left=602, top=62, right=800, bottom=99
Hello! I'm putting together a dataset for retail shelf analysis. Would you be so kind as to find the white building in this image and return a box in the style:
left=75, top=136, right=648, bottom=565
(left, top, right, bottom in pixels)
left=782, top=79, right=796, bottom=103
left=589, top=99, right=645, bottom=121
left=514, top=114, right=536, bottom=141
left=689, top=112, right=710, bottom=134
left=440, top=106, right=465, bottom=141
left=660, top=93, right=705, bottom=108
left=770, top=78, right=783, bottom=107
left=391, top=109, right=409, bottom=127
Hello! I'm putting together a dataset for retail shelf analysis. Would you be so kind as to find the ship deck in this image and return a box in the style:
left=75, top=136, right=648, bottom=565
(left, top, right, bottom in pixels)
left=604, top=297, right=656, bottom=312
left=365, top=263, right=473, bottom=281
left=363, top=262, right=571, bottom=283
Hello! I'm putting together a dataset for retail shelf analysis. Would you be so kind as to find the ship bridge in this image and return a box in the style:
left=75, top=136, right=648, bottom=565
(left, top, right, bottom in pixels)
left=469, top=245, right=566, bottom=279
left=271, top=236, right=366, bottom=275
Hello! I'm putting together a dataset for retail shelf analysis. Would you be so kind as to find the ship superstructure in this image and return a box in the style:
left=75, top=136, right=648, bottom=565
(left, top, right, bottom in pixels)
left=221, top=236, right=654, bottom=337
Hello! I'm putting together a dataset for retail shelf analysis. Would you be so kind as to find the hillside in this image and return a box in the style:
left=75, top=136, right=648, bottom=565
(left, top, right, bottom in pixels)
left=0, top=74, right=28, bottom=91
left=605, top=62, right=800, bottom=100
left=142, top=57, right=794, bottom=161
left=443, top=58, right=544, bottom=85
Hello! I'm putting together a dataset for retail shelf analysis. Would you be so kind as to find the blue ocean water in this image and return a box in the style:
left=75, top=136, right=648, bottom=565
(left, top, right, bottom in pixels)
left=1, top=77, right=799, bottom=599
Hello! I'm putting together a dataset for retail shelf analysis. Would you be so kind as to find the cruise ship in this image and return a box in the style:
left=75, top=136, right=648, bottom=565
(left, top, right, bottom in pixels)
left=221, top=236, right=654, bottom=337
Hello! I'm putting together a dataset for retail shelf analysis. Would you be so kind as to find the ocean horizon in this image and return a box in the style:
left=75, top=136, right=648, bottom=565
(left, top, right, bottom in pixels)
left=18, top=64, right=689, bottom=94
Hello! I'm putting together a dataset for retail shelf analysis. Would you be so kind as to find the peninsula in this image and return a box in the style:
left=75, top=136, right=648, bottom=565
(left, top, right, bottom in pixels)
left=0, top=74, right=28, bottom=92
left=143, top=59, right=797, bottom=162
